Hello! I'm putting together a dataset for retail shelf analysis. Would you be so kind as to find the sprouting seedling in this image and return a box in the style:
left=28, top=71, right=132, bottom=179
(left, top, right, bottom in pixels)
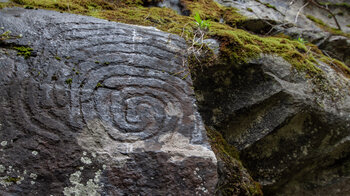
left=297, top=37, right=307, bottom=45
left=194, top=12, right=211, bottom=30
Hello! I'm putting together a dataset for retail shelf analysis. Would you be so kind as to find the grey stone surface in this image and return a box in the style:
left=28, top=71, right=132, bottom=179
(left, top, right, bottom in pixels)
left=202, top=39, right=220, bottom=56
left=216, top=0, right=350, bottom=32
left=192, top=54, right=350, bottom=195
left=0, top=7, right=217, bottom=195
left=319, top=35, right=350, bottom=66
left=216, top=0, right=350, bottom=67
left=158, top=0, right=183, bottom=15
left=216, top=0, right=320, bottom=30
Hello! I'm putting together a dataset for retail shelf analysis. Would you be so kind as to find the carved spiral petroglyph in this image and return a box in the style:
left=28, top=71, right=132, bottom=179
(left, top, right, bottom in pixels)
left=4, top=18, right=196, bottom=142
left=78, top=64, right=191, bottom=142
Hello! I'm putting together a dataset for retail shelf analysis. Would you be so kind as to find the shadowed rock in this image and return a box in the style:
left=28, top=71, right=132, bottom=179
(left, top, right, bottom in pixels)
left=192, top=54, right=350, bottom=195
left=0, top=7, right=217, bottom=195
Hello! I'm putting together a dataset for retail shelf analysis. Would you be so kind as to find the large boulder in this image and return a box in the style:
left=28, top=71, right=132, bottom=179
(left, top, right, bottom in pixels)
left=215, top=0, right=350, bottom=67
left=192, top=54, right=350, bottom=195
left=0, top=8, right=217, bottom=195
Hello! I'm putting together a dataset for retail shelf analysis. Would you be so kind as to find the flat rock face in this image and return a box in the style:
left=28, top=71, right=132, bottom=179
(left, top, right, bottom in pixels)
left=193, top=54, right=350, bottom=195
left=0, top=8, right=217, bottom=195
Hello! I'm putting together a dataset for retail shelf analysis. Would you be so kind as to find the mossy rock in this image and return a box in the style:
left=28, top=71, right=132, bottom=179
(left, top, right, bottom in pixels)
left=5, top=0, right=349, bottom=80
left=13, top=46, right=33, bottom=59
left=207, top=127, right=263, bottom=196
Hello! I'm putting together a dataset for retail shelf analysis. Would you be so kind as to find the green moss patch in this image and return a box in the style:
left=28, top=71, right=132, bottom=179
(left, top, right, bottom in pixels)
left=203, top=23, right=322, bottom=76
left=4, top=176, right=21, bottom=183
left=319, top=2, right=350, bottom=11
left=254, top=0, right=282, bottom=15
left=207, top=127, right=263, bottom=196
left=13, top=46, right=33, bottom=59
left=5, top=0, right=350, bottom=79
left=306, top=15, right=350, bottom=38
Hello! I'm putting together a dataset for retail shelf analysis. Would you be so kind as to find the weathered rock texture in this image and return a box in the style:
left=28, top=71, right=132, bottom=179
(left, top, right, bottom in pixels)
left=192, top=54, right=350, bottom=195
left=0, top=8, right=217, bottom=195
left=215, top=0, right=350, bottom=66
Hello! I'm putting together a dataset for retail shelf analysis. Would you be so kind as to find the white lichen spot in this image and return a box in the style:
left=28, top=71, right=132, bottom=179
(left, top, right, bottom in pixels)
left=0, top=165, right=5, bottom=173
left=7, top=166, right=13, bottom=174
left=1, top=141, right=7, bottom=147
left=81, top=157, right=92, bottom=165
left=79, top=167, right=84, bottom=171
left=16, top=176, right=24, bottom=184
left=83, top=151, right=87, bottom=156
left=32, top=151, right=38, bottom=156
left=91, top=152, right=96, bottom=158
left=63, top=170, right=102, bottom=196
left=102, top=165, right=106, bottom=170
left=93, top=170, right=101, bottom=183
left=0, top=176, right=13, bottom=187
left=29, top=173, right=37, bottom=180
left=31, top=181, right=35, bottom=185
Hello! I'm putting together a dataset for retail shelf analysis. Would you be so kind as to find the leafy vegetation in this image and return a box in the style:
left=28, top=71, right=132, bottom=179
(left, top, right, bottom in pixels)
left=194, top=12, right=211, bottom=30
left=297, top=37, right=308, bottom=45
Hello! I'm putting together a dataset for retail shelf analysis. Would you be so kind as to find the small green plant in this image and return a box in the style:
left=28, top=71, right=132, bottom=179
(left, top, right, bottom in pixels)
left=194, top=12, right=211, bottom=30
left=0, top=29, right=22, bottom=41
left=65, top=78, right=73, bottom=85
left=297, top=37, right=307, bottom=45
left=0, top=30, right=11, bottom=40
left=55, top=56, right=61, bottom=61
left=95, top=82, right=103, bottom=88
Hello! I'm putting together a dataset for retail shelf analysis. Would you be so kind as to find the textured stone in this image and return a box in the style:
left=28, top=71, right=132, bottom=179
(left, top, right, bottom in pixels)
left=158, top=0, right=184, bottom=15
left=216, top=0, right=350, bottom=33
left=319, top=35, right=350, bottom=66
left=192, top=54, right=350, bottom=195
left=0, top=8, right=217, bottom=195
left=215, top=0, right=350, bottom=67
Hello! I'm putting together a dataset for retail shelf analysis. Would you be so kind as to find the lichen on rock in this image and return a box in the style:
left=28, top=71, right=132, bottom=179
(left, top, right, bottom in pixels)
left=63, top=170, right=102, bottom=196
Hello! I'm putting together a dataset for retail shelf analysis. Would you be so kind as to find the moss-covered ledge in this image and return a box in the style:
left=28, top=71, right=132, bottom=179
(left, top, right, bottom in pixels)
left=207, top=127, right=263, bottom=196
left=2, top=0, right=349, bottom=80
